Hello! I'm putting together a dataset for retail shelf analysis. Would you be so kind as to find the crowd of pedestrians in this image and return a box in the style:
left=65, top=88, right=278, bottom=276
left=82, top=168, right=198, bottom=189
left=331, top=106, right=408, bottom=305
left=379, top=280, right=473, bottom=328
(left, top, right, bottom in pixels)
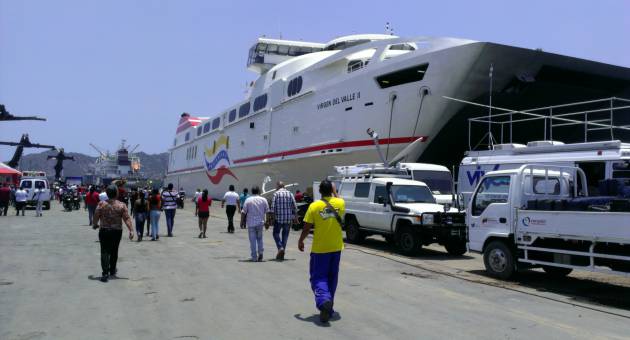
left=5, top=178, right=343, bottom=324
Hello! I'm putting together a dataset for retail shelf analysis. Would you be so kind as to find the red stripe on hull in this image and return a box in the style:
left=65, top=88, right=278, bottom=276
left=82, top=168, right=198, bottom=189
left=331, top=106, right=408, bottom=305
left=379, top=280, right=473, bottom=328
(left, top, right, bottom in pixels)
left=167, top=136, right=426, bottom=174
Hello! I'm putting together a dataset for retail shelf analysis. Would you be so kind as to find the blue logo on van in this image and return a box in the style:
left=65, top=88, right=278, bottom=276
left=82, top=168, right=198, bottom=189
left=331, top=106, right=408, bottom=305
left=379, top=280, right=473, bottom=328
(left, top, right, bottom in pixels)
left=466, top=164, right=501, bottom=186
left=522, top=217, right=530, bottom=226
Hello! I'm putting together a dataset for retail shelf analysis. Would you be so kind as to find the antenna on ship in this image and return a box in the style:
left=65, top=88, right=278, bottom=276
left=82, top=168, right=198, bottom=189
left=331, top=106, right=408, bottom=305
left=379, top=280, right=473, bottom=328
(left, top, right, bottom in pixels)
left=385, top=22, right=394, bottom=35
left=487, top=63, right=495, bottom=149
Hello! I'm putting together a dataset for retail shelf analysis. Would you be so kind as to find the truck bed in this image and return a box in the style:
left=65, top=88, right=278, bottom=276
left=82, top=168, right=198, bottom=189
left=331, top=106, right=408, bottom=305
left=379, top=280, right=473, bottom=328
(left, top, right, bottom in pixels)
left=516, top=209, right=630, bottom=243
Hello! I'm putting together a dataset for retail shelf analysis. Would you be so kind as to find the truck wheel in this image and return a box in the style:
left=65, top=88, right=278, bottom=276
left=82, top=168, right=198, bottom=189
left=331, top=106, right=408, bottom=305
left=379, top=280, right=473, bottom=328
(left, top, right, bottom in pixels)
left=44, top=202, right=50, bottom=210
left=396, top=226, right=419, bottom=255
left=542, top=266, right=573, bottom=278
left=345, top=217, right=365, bottom=244
left=445, top=241, right=467, bottom=256
left=483, top=241, right=515, bottom=279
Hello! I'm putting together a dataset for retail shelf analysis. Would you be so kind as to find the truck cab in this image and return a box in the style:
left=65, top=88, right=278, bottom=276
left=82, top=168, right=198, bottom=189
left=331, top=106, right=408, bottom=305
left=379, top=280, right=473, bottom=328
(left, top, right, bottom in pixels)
left=338, top=176, right=467, bottom=255
left=467, top=164, right=630, bottom=279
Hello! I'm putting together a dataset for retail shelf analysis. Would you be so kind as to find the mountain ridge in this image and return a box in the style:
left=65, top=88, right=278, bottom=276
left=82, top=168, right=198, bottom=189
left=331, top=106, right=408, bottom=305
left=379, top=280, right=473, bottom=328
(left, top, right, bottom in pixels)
left=4, top=150, right=168, bottom=180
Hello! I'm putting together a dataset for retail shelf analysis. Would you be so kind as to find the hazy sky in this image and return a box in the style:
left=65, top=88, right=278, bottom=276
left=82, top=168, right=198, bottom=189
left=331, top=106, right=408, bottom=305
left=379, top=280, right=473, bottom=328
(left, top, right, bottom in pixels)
left=1, top=0, right=629, bottom=159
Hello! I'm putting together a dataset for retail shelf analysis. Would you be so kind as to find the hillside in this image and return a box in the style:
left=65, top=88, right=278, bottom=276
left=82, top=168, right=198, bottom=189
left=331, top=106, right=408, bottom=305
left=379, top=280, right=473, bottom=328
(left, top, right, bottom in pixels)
left=5, top=150, right=168, bottom=180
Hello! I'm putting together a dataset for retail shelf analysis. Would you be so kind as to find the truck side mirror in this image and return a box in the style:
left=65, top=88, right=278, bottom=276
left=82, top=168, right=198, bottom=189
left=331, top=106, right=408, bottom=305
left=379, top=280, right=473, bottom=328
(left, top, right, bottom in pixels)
left=377, top=196, right=386, bottom=205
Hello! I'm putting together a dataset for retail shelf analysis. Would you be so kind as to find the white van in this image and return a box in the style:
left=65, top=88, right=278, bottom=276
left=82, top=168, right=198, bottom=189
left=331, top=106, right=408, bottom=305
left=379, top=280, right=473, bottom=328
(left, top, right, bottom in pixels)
left=20, top=171, right=52, bottom=210
left=458, top=140, right=630, bottom=207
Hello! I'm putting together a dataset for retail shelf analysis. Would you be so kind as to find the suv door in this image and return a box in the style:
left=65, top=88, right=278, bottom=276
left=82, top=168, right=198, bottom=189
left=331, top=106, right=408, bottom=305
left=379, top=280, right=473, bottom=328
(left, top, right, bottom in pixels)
left=369, top=185, right=391, bottom=231
left=467, top=175, right=512, bottom=251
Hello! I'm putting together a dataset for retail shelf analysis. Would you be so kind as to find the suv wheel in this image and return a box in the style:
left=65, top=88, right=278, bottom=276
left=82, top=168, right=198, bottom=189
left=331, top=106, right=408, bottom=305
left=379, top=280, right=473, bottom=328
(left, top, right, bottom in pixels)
left=396, top=225, right=419, bottom=255
left=483, top=240, right=515, bottom=279
left=345, top=217, right=365, bottom=244
left=444, top=241, right=467, bottom=256
left=44, top=201, right=51, bottom=210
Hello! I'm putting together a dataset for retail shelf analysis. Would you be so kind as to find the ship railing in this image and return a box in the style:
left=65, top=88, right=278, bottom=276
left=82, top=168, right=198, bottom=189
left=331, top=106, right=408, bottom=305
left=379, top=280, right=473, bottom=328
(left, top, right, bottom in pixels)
left=443, top=96, right=630, bottom=150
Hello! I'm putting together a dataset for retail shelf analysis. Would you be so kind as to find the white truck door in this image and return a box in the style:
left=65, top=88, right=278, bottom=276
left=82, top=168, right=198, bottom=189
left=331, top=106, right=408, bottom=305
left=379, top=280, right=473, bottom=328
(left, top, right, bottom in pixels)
left=467, top=175, right=512, bottom=252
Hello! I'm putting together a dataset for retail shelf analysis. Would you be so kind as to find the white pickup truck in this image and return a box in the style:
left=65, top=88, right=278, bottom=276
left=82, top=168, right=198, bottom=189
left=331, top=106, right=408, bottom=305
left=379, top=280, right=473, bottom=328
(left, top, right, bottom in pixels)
left=468, top=164, right=630, bottom=279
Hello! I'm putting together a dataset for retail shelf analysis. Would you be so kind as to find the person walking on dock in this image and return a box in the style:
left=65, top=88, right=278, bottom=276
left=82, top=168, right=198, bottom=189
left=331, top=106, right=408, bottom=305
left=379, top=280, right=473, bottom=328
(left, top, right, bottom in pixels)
left=197, top=189, right=211, bottom=238
left=92, top=185, right=134, bottom=283
left=133, top=191, right=149, bottom=241
left=239, top=188, right=249, bottom=229
left=14, top=186, right=27, bottom=216
left=86, top=186, right=100, bottom=226
left=193, top=188, right=201, bottom=216
left=161, top=183, right=178, bottom=237
left=241, top=186, right=269, bottom=261
left=298, top=180, right=345, bottom=323
left=221, top=185, right=240, bottom=233
left=148, top=189, right=161, bottom=240
left=34, top=184, right=45, bottom=217
left=0, top=183, right=10, bottom=216
left=271, top=181, right=298, bottom=260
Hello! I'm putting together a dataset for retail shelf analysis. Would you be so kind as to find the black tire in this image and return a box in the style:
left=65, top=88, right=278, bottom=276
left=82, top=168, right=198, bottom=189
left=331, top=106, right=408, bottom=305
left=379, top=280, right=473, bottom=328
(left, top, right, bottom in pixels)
left=345, top=217, right=365, bottom=244
left=44, top=202, right=50, bottom=210
left=542, top=266, right=573, bottom=278
left=483, top=240, right=515, bottom=279
left=396, top=225, right=419, bottom=255
left=444, top=240, right=467, bottom=256
left=384, top=235, right=396, bottom=245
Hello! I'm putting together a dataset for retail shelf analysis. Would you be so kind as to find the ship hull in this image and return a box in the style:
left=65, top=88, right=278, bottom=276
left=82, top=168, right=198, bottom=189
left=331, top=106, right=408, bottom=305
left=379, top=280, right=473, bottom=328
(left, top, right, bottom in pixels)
left=166, top=39, right=630, bottom=197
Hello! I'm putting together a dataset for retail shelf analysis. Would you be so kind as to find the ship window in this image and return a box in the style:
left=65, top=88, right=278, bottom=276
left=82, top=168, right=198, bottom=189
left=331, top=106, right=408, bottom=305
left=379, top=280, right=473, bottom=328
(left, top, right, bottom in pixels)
left=203, top=122, right=211, bottom=133
left=212, top=117, right=220, bottom=130
left=287, top=76, right=303, bottom=97
left=185, top=132, right=190, bottom=142
left=389, top=43, right=416, bottom=51
left=376, top=63, right=429, bottom=89
left=173, top=139, right=177, bottom=146
left=229, top=109, right=237, bottom=122
left=253, top=94, right=268, bottom=111
left=197, top=127, right=202, bottom=137
left=278, top=45, right=289, bottom=55
left=256, top=43, right=267, bottom=52
left=347, top=60, right=364, bottom=73
left=272, top=71, right=277, bottom=80
left=267, top=44, right=278, bottom=54
left=239, top=102, right=250, bottom=118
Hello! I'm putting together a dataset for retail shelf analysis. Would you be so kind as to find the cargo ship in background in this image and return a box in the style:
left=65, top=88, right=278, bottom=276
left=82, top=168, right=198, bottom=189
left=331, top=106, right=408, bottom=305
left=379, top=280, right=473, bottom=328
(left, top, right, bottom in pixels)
left=165, top=33, right=630, bottom=197
left=86, top=140, right=145, bottom=186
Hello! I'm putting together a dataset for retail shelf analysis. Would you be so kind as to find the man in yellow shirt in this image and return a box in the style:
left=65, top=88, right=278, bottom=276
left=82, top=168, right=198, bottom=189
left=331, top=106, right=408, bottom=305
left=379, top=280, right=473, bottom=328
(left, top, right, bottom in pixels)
left=298, top=180, right=345, bottom=323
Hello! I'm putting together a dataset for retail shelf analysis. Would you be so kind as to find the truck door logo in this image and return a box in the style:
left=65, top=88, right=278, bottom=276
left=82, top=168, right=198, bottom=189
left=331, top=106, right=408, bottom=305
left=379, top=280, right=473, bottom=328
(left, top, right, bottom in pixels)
left=467, top=165, right=500, bottom=186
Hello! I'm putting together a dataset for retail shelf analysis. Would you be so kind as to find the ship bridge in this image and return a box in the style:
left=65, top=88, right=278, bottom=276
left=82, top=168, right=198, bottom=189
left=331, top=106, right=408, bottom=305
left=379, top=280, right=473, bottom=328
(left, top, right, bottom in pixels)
left=247, top=38, right=325, bottom=74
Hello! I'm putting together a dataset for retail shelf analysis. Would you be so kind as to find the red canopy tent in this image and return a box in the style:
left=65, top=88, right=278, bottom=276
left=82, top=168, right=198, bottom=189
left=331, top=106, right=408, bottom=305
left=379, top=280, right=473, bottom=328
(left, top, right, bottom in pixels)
left=0, top=162, right=21, bottom=186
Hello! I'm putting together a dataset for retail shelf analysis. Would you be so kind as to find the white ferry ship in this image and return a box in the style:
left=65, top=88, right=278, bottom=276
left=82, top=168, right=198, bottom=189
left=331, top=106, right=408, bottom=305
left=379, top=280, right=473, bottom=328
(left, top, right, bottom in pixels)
left=166, top=34, right=630, bottom=197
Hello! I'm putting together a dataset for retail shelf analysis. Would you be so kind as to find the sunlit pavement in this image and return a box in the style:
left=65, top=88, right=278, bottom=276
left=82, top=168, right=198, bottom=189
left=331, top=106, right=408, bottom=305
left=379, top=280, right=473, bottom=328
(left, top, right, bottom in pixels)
left=1, top=201, right=630, bottom=340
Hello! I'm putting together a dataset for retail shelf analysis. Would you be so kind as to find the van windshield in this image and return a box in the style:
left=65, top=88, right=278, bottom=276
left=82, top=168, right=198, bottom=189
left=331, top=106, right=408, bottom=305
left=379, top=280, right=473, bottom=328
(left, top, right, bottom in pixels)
left=391, top=185, right=436, bottom=204
left=411, top=170, right=452, bottom=195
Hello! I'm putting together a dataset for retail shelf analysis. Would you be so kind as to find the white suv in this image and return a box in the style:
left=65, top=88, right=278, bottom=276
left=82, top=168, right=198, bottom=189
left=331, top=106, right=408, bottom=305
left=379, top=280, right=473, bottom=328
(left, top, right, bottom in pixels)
left=338, top=177, right=467, bottom=255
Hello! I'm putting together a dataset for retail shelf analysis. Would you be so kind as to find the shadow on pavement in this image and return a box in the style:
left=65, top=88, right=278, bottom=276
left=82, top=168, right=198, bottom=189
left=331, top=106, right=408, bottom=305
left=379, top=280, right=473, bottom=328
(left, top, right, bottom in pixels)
left=294, top=313, right=341, bottom=327
left=88, top=275, right=129, bottom=281
left=352, top=237, right=475, bottom=261
left=468, top=269, right=630, bottom=311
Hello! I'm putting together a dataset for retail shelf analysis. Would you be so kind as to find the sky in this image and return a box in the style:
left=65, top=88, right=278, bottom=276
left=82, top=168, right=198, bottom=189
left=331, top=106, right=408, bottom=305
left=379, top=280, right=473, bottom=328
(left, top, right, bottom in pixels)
left=1, top=0, right=629, bottom=159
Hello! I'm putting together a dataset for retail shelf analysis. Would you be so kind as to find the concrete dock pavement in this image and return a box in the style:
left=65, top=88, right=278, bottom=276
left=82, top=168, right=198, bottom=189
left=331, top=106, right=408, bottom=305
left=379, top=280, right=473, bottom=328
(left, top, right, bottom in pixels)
left=1, top=201, right=630, bottom=340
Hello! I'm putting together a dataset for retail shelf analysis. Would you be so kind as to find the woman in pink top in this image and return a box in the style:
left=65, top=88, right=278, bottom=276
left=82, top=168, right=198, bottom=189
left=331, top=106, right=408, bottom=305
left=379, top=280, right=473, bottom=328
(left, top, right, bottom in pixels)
left=197, top=189, right=211, bottom=238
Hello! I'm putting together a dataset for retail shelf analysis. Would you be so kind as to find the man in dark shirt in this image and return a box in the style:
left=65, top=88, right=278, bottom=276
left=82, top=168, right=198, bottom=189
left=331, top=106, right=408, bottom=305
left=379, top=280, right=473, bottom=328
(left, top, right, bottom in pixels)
left=93, top=185, right=134, bottom=282
left=0, top=183, right=10, bottom=216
